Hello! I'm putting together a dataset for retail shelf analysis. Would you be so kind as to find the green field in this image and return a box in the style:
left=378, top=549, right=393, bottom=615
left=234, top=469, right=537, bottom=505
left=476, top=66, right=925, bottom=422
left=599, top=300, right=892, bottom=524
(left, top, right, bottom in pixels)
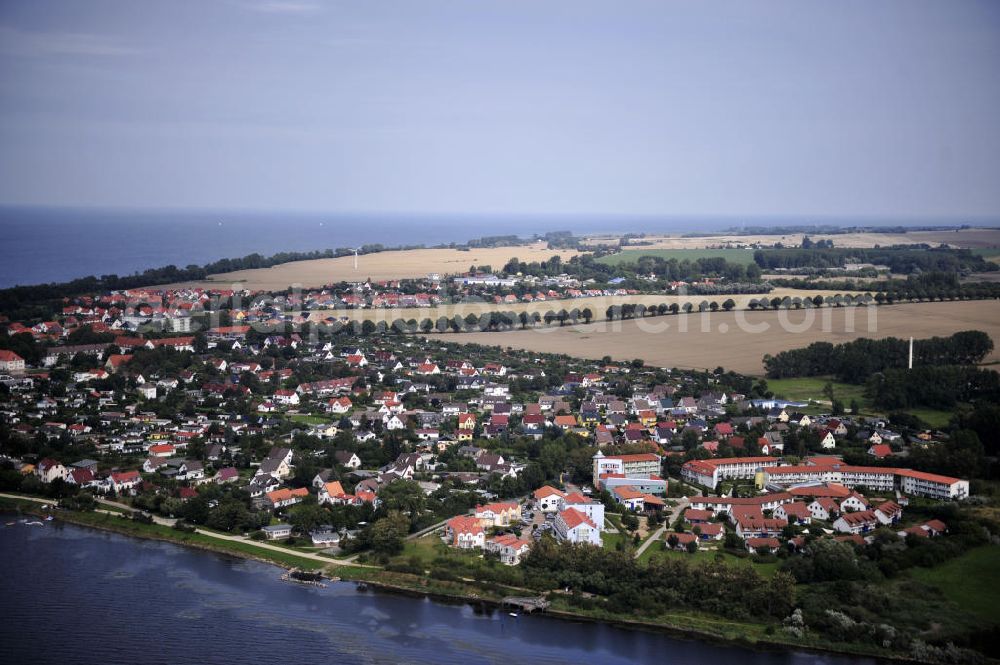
left=764, top=376, right=869, bottom=408
left=765, top=376, right=954, bottom=428
left=972, top=248, right=1000, bottom=263
left=596, top=248, right=757, bottom=266
left=909, top=545, right=1000, bottom=622
left=638, top=543, right=779, bottom=578
left=288, top=414, right=332, bottom=425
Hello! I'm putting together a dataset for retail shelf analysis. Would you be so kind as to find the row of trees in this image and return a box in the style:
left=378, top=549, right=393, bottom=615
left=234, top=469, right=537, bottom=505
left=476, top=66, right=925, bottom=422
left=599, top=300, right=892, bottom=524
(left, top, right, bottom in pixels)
left=866, top=366, right=1000, bottom=410
left=753, top=247, right=994, bottom=274
left=763, top=331, right=993, bottom=383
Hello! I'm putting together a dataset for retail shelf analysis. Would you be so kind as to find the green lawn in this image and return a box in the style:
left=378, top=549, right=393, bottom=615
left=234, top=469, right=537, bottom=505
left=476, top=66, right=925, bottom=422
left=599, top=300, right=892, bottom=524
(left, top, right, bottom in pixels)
left=596, top=248, right=757, bottom=266
left=765, top=376, right=868, bottom=409
left=601, top=530, right=632, bottom=549
left=909, top=545, right=1000, bottom=622
left=638, top=542, right=779, bottom=578
left=902, top=407, right=954, bottom=429
left=765, top=376, right=954, bottom=427
left=972, top=248, right=1000, bottom=263
left=288, top=414, right=332, bottom=425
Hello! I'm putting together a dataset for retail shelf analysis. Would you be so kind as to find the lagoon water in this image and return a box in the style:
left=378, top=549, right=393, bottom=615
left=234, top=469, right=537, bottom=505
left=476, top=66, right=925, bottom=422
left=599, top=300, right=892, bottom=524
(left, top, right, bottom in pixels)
left=0, top=516, right=874, bottom=665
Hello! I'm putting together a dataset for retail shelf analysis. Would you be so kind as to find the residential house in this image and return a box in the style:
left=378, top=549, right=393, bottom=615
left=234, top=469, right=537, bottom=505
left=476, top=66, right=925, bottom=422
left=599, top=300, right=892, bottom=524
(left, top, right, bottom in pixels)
left=475, top=502, right=521, bottom=527
left=833, top=510, right=880, bottom=534
left=554, top=508, right=602, bottom=546
left=533, top=485, right=565, bottom=512
left=446, top=515, right=485, bottom=549
left=485, top=534, right=531, bottom=565
left=334, top=450, right=362, bottom=469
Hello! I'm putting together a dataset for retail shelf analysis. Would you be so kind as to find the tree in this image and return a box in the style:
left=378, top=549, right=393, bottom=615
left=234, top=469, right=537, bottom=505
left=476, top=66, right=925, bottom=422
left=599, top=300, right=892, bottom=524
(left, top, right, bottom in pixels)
left=581, top=307, right=593, bottom=324
left=722, top=298, right=736, bottom=311
left=621, top=512, right=639, bottom=531
left=378, top=480, right=426, bottom=517
left=287, top=501, right=330, bottom=534
left=685, top=540, right=698, bottom=554
left=667, top=533, right=679, bottom=550
left=367, top=512, right=409, bottom=557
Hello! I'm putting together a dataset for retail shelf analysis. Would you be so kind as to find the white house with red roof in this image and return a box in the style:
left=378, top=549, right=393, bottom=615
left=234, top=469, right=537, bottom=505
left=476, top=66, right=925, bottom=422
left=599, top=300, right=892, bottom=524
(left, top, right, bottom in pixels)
left=558, top=493, right=605, bottom=529
left=446, top=515, right=485, bottom=549
left=807, top=498, right=840, bottom=521
left=533, top=485, right=565, bottom=512
left=833, top=509, right=880, bottom=534
left=554, top=508, right=602, bottom=546
left=110, top=470, right=141, bottom=494
left=36, top=458, right=68, bottom=483
left=867, top=443, right=892, bottom=459
left=273, top=389, right=300, bottom=406
left=327, top=396, right=353, bottom=414
left=485, top=533, right=531, bottom=565
left=874, top=500, right=903, bottom=525
left=774, top=501, right=812, bottom=525
left=0, top=350, right=25, bottom=374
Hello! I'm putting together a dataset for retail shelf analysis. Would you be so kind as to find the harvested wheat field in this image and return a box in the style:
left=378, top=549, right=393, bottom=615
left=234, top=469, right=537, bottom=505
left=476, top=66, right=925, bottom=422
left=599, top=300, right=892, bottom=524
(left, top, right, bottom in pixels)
left=437, top=301, right=1000, bottom=376
left=580, top=228, right=1000, bottom=250
left=308, top=290, right=853, bottom=325
left=163, top=242, right=582, bottom=291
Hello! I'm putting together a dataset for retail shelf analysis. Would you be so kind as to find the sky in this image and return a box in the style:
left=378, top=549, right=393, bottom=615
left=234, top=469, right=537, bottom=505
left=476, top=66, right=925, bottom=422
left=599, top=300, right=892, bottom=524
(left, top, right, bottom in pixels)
left=0, top=0, right=998, bottom=220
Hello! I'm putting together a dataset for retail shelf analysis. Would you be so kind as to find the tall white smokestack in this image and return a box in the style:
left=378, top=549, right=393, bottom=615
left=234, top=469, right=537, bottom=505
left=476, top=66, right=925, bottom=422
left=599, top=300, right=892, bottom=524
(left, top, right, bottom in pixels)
left=909, top=336, right=913, bottom=370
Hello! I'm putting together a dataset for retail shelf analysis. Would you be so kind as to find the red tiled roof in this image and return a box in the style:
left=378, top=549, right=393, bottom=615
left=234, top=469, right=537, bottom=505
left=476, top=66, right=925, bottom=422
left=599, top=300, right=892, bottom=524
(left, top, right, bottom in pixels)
left=559, top=508, right=597, bottom=530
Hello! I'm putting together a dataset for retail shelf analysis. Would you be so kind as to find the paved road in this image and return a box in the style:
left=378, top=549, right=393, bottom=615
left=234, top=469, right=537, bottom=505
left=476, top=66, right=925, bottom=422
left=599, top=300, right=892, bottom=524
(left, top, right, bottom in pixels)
left=634, top=495, right=690, bottom=559
left=407, top=516, right=453, bottom=540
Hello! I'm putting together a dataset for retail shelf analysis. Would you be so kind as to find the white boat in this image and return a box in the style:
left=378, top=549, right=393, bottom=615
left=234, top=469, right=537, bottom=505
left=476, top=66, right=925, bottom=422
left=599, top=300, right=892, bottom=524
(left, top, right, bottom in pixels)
left=25, top=521, right=44, bottom=526
left=508, top=612, right=518, bottom=617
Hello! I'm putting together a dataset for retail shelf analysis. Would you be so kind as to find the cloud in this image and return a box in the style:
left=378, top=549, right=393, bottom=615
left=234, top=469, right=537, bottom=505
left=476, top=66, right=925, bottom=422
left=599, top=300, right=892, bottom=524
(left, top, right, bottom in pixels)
left=244, top=1, right=324, bottom=14
left=0, top=26, right=142, bottom=58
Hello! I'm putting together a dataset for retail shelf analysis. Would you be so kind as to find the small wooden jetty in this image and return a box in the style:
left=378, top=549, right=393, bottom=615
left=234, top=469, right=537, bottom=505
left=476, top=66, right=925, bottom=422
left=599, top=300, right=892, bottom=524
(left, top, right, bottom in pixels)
left=280, top=568, right=329, bottom=588
left=502, top=597, right=550, bottom=614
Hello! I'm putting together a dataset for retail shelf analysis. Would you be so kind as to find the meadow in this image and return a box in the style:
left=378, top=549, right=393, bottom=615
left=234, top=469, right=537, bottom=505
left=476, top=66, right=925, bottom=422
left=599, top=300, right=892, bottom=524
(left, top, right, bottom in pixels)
left=595, top=248, right=757, bottom=266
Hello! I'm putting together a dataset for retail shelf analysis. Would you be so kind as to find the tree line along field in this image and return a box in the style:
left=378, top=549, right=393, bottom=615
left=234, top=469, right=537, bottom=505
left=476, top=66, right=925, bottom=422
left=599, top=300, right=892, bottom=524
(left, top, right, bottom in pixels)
left=579, top=228, right=1000, bottom=250
left=308, top=289, right=854, bottom=325
left=595, top=248, right=759, bottom=266
left=440, top=301, right=1000, bottom=377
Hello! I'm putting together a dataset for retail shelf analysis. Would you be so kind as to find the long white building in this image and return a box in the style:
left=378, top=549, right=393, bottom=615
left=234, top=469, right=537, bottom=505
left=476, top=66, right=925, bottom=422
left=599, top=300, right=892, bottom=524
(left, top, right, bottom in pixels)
left=680, top=456, right=780, bottom=489
left=762, top=463, right=968, bottom=501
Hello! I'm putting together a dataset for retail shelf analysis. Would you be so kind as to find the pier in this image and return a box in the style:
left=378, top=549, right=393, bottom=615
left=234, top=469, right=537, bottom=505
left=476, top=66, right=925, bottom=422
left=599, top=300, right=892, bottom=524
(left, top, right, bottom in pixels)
left=502, top=597, right=550, bottom=613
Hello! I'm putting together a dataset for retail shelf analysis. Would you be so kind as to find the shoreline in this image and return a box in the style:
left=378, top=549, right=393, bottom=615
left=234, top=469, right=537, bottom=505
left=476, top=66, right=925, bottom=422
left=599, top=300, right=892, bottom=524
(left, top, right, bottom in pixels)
left=2, top=496, right=908, bottom=664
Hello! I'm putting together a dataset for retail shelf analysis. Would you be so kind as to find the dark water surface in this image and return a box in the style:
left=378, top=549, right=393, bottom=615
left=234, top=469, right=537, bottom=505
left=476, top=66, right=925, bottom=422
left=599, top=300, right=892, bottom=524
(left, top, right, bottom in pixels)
left=0, top=516, right=875, bottom=665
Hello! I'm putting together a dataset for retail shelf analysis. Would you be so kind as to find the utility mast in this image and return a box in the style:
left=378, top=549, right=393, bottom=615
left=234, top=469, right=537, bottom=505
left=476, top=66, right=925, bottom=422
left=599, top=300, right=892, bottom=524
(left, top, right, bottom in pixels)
left=908, top=336, right=913, bottom=370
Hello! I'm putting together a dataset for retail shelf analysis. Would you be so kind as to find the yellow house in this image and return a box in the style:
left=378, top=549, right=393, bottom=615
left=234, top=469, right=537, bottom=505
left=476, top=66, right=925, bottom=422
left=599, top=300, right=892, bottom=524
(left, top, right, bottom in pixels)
left=475, top=502, right=522, bottom=527
left=637, top=410, right=657, bottom=427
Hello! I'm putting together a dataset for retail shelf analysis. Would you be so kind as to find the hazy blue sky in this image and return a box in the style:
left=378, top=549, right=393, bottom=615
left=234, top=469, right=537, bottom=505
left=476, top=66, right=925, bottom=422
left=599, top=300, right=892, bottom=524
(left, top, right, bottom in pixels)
left=1, top=0, right=998, bottom=219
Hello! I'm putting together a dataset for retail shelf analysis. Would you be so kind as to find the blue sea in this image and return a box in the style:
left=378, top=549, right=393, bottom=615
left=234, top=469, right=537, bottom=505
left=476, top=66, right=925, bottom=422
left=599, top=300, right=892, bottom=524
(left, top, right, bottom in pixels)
left=0, top=206, right=977, bottom=288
